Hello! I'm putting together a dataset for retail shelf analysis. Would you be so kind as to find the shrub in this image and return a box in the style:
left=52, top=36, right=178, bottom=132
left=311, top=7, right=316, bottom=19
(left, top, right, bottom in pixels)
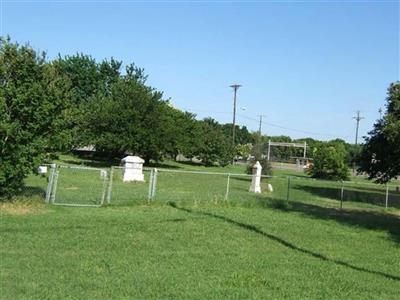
left=308, top=143, right=349, bottom=181
left=246, top=158, right=273, bottom=176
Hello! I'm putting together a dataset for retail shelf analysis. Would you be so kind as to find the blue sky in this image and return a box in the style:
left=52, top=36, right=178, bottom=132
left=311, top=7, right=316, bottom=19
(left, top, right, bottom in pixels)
left=1, top=0, right=399, bottom=142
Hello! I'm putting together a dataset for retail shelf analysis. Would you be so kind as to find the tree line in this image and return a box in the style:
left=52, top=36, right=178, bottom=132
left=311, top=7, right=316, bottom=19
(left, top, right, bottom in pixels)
left=0, top=38, right=251, bottom=197
left=1, top=37, right=399, bottom=198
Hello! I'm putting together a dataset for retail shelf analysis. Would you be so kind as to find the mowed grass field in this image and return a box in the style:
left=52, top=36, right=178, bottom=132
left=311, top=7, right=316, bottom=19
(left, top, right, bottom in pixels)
left=1, top=155, right=400, bottom=299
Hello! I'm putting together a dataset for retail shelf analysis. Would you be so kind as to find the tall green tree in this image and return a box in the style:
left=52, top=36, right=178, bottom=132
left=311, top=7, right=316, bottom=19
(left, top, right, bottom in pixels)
left=195, top=118, right=234, bottom=166
left=52, top=55, right=123, bottom=149
left=358, top=82, right=400, bottom=183
left=0, top=38, right=70, bottom=198
left=164, top=108, right=199, bottom=160
left=221, top=124, right=253, bottom=146
left=80, top=66, right=178, bottom=163
left=54, top=54, right=102, bottom=104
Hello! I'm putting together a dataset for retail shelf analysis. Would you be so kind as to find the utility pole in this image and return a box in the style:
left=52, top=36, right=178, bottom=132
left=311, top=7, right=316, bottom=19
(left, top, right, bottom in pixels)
left=352, top=110, right=364, bottom=175
left=230, top=84, right=241, bottom=146
left=378, top=107, right=383, bottom=119
left=257, top=115, right=266, bottom=159
left=258, top=115, right=266, bottom=135
left=353, top=110, right=364, bottom=145
left=230, top=84, right=241, bottom=164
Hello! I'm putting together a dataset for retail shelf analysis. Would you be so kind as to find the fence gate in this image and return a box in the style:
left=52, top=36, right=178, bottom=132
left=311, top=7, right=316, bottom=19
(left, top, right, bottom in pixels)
left=47, top=165, right=108, bottom=207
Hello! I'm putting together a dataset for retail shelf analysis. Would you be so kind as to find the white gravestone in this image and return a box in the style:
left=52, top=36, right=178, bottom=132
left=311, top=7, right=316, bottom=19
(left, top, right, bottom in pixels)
left=38, top=166, right=48, bottom=175
left=249, top=161, right=262, bottom=193
left=100, top=170, right=108, bottom=180
left=121, top=156, right=145, bottom=182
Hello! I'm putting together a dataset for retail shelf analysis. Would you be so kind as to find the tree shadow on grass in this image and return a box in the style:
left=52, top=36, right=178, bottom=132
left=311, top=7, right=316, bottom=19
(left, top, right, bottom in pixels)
left=281, top=201, right=400, bottom=245
left=147, top=161, right=181, bottom=169
left=19, top=186, right=46, bottom=198
left=174, top=160, right=204, bottom=167
left=168, top=201, right=400, bottom=282
left=61, top=157, right=183, bottom=170
left=59, top=159, right=118, bottom=169
left=293, top=184, right=400, bottom=209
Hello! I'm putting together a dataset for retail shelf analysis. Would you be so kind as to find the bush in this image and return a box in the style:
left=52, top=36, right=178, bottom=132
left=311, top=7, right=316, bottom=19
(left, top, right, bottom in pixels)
left=308, top=143, right=349, bottom=181
left=245, top=139, right=273, bottom=176
left=246, top=158, right=273, bottom=176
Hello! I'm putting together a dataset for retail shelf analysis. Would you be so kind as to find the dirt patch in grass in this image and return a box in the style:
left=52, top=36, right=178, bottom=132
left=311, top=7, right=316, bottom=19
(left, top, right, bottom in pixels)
left=0, top=199, right=49, bottom=216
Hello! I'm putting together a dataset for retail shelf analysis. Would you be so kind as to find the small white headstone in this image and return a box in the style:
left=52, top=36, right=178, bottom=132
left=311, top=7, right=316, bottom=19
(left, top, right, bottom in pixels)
left=267, top=183, right=273, bottom=192
left=249, top=161, right=262, bottom=193
left=38, top=166, right=47, bottom=175
left=100, top=170, right=108, bottom=179
left=121, top=156, right=145, bottom=182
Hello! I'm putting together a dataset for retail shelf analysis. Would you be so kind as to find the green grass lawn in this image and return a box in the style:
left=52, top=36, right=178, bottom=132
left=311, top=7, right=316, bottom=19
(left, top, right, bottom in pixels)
left=1, top=200, right=399, bottom=299
left=1, top=154, right=400, bottom=299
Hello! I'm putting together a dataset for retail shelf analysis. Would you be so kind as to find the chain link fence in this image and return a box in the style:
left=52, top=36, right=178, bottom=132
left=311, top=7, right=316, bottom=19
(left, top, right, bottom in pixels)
left=50, top=165, right=108, bottom=207
left=388, top=185, right=400, bottom=209
left=107, top=166, right=152, bottom=205
left=155, top=169, right=227, bottom=205
left=19, top=163, right=400, bottom=210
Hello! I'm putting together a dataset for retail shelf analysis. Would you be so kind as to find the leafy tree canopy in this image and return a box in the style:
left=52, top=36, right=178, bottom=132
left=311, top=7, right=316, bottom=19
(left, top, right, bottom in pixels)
left=0, top=38, right=70, bottom=198
left=194, top=118, right=234, bottom=166
left=358, top=82, right=400, bottom=183
left=221, top=123, right=253, bottom=146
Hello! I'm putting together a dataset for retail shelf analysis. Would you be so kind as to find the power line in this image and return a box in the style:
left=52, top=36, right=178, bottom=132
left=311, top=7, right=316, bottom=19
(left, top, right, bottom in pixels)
left=236, top=113, right=351, bottom=139
left=180, top=108, right=351, bottom=139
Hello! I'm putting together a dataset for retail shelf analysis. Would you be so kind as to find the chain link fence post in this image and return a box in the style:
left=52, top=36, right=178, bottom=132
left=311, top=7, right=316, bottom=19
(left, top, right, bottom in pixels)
left=224, top=173, right=231, bottom=201
left=385, top=184, right=389, bottom=209
left=151, top=168, right=158, bottom=200
left=45, top=163, right=56, bottom=204
left=100, top=170, right=109, bottom=205
left=340, top=180, right=344, bottom=209
left=106, top=166, right=114, bottom=204
left=50, top=167, right=59, bottom=204
left=148, top=168, right=154, bottom=201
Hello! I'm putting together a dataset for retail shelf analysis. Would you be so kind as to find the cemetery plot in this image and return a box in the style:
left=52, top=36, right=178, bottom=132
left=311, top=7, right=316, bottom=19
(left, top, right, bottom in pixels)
left=42, top=163, right=399, bottom=210
left=227, top=175, right=288, bottom=204
left=342, top=181, right=388, bottom=208
left=288, top=177, right=399, bottom=209
left=53, top=166, right=108, bottom=206
left=289, top=177, right=343, bottom=207
left=109, top=167, right=151, bottom=205
left=154, top=170, right=227, bottom=204
left=387, top=185, right=400, bottom=209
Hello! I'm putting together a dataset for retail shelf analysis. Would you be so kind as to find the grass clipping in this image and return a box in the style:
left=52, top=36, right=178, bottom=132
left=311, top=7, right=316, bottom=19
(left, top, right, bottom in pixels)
left=0, top=198, right=49, bottom=216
